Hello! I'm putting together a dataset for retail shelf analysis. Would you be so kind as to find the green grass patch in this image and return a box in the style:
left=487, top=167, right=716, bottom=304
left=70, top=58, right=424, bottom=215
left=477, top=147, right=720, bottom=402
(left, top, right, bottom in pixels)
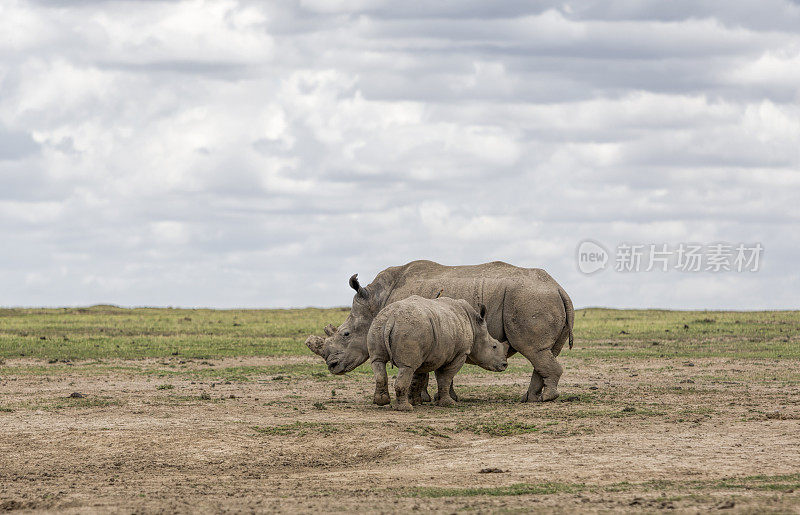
left=409, top=473, right=800, bottom=498
left=574, top=308, right=800, bottom=359
left=142, top=393, right=224, bottom=406
left=0, top=305, right=349, bottom=360
left=252, top=421, right=340, bottom=436
left=455, top=419, right=540, bottom=436
left=709, top=473, right=800, bottom=492
left=54, top=397, right=120, bottom=409
left=405, top=425, right=451, bottom=438
left=12, top=395, right=122, bottom=411
left=0, top=361, right=348, bottom=381
left=1, top=306, right=798, bottom=361
left=411, top=482, right=579, bottom=497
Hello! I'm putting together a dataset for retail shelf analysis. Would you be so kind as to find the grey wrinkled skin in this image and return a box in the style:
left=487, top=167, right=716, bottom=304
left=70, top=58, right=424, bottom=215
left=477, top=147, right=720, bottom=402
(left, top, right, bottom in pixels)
left=306, top=260, right=574, bottom=402
left=367, top=295, right=508, bottom=411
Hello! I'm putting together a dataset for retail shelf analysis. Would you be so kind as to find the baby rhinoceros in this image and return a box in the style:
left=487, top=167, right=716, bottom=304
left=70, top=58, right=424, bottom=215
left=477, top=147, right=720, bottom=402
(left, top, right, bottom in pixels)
left=368, top=295, right=509, bottom=411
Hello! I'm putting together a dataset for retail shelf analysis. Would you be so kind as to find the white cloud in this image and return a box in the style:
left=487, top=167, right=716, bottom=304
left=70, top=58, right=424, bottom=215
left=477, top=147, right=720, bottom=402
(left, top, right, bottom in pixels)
left=0, top=0, right=798, bottom=308
left=728, top=48, right=800, bottom=99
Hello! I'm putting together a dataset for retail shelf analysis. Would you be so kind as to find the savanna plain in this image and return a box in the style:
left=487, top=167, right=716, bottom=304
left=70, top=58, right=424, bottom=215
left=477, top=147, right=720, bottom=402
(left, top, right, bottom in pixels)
left=1, top=307, right=799, bottom=513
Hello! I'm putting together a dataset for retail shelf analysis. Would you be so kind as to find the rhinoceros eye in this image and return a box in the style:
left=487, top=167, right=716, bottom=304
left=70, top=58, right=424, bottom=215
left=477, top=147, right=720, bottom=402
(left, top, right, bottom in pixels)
left=492, top=345, right=497, bottom=349
left=343, top=331, right=350, bottom=337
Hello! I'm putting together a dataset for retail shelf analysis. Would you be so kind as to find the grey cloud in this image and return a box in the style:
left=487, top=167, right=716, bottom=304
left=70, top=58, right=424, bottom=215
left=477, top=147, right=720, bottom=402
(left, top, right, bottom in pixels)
left=0, top=1, right=798, bottom=308
left=567, top=0, right=800, bottom=32
left=0, top=125, right=40, bottom=160
left=97, top=60, right=254, bottom=77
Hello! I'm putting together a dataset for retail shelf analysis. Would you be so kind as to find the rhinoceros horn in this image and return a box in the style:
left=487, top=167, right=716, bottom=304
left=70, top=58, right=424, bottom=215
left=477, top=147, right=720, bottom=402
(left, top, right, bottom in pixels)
left=323, top=324, right=337, bottom=337
left=305, top=335, right=328, bottom=358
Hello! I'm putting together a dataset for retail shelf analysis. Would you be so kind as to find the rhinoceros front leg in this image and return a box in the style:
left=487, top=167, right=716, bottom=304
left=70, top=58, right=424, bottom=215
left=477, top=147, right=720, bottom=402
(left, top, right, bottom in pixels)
left=450, top=382, right=459, bottom=402
left=434, top=356, right=466, bottom=407
left=370, top=361, right=390, bottom=406
left=394, top=366, right=415, bottom=411
left=433, top=377, right=459, bottom=402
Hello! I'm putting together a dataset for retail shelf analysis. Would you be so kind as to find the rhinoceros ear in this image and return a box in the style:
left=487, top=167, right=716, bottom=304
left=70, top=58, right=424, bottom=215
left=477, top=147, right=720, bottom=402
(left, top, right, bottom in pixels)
left=477, top=304, right=487, bottom=322
left=349, top=274, right=368, bottom=299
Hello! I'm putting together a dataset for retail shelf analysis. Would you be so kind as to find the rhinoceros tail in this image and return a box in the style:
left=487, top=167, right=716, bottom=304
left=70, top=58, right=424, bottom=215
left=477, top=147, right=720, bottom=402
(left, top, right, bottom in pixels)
left=558, top=286, right=575, bottom=350
left=383, top=316, right=396, bottom=367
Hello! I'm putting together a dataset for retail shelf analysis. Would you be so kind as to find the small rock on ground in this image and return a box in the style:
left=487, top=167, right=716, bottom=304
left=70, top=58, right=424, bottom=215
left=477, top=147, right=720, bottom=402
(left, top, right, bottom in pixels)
left=479, top=468, right=504, bottom=474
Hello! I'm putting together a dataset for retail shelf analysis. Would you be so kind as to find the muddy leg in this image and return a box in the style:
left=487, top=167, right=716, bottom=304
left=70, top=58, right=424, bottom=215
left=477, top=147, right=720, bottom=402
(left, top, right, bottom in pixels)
left=521, top=370, right=544, bottom=403
left=394, top=366, right=415, bottom=411
left=505, top=312, right=564, bottom=403
left=522, top=349, right=562, bottom=402
left=420, top=373, right=432, bottom=403
left=371, top=360, right=390, bottom=406
left=449, top=382, right=459, bottom=402
left=433, top=378, right=458, bottom=402
left=410, top=372, right=427, bottom=405
left=435, top=356, right=465, bottom=407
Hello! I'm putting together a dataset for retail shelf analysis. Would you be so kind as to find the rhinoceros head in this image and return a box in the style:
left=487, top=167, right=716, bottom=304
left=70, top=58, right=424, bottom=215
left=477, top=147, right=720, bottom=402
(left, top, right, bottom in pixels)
left=466, top=304, right=509, bottom=372
left=305, top=273, right=374, bottom=375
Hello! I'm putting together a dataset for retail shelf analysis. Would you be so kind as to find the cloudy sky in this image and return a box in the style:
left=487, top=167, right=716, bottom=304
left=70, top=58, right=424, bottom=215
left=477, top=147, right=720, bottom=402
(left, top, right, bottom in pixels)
left=1, top=1, right=798, bottom=309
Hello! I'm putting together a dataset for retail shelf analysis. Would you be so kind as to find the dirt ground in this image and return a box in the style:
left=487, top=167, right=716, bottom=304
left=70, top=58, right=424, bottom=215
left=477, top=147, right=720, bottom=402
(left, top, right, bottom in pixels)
left=1, top=355, right=799, bottom=513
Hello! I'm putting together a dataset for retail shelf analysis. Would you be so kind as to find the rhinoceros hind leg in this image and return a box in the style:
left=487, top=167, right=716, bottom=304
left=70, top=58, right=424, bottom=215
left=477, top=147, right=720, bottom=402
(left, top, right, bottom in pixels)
left=506, top=309, right=564, bottom=403
left=410, top=373, right=427, bottom=405
left=394, top=366, right=414, bottom=411
left=370, top=361, right=390, bottom=406
left=418, top=373, right=432, bottom=403
left=521, top=370, right=544, bottom=402
left=523, top=350, right=562, bottom=402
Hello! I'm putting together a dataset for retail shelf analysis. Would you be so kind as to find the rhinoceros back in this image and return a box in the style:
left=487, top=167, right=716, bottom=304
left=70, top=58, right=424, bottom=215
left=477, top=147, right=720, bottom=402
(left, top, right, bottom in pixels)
left=370, top=295, right=472, bottom=370
left=373, top=260, right=572, bottom=351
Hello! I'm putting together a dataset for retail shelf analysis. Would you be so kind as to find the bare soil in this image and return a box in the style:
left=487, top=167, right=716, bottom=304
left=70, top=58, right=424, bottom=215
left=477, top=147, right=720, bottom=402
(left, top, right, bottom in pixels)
left=1, top=355, right=799, bottom=513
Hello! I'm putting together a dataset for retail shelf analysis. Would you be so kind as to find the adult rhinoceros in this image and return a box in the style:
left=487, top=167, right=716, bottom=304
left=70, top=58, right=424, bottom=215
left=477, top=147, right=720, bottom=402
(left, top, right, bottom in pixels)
left=305, top=260, right=574, bottom=402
